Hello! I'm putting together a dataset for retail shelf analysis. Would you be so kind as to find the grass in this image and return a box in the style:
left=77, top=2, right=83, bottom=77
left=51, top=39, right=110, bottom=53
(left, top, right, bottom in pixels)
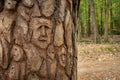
left=78, top=43, right=120, bottom=55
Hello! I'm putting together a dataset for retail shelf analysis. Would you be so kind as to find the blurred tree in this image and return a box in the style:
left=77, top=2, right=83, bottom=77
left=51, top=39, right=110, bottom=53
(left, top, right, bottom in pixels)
left=104, top=0, right=110, bottom=41
left=90, top=0, right=99, bottom=43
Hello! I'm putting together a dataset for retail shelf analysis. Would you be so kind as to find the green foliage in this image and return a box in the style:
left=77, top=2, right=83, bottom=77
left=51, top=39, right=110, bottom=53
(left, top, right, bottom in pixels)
left=111, top=29, right=120, bottom=35
left=78, top=0, right=120, bottom=42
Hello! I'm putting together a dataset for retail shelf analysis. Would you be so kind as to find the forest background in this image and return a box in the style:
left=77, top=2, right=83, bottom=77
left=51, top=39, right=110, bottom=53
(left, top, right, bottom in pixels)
left=78, top=1, right=120, bottom=79
left=78, top=0, right=120, bottom=43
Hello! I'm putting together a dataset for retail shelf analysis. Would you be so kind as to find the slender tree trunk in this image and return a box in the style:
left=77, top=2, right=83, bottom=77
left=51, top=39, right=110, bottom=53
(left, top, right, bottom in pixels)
left=104, top=0, right=110, bottom=41
left=100, top=7, right=103, bottom=35
left=87, top=0, right=91, bottom=37
left=78, top=6, right=82, bottom=41
left=80, top=20, right=85, bottom=37
left=78, top=3, right=84, bottom=38
left=99, top=0, right=104, bottom=36
left=118, top=0, right=120, bottom=30
left=90, top=0, right=98, bottom=43
left=110, top=0, right=113, bottom=32
left=0, top=0, right=80, bottom=80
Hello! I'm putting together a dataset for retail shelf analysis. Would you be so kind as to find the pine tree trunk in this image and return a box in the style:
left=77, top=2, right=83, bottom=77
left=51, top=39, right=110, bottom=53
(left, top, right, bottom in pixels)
left=110, top=1, right=113, bottom=32
left=87, top=0, right=91, bottom=37
left=90, top=0, right=98, bottom=43
left=0, top=0, right=80, bottom=80
left=104, top=0, right=110, bottom=41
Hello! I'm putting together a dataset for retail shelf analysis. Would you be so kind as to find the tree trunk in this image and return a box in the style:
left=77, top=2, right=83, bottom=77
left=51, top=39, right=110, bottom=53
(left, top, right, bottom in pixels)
left=90, top=0, right=98, bottom=43
left=0, top=0, right=80, bottom=80
left=87, top=0, right=91, bottom=37
left=80, top=19, right=85, bottom=38
left=104, top=0, right=110, bottom=41
left=110, top=0, right=113, bottom=32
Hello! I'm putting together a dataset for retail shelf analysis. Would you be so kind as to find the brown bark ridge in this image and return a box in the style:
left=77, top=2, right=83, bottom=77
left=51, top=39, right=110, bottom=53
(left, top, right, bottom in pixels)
left=0, top=0, right=80, bottom=80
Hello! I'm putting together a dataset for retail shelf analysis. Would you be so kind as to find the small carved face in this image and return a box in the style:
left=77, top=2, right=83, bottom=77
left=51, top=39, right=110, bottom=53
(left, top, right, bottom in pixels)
left=30, top=18, right=53, bottom=49
left=58, top=47, right=66, bottom=67
left=47, top=45, right=55, bottom=60
left=27, top=73, right=39, bottom=80
left=5, top=0, right=18, bottom=10
left=8, top=63, right=19, bottom=80
left=11, top=45, right=24, bottom=61
left=22, top=0, right=34, bottom=7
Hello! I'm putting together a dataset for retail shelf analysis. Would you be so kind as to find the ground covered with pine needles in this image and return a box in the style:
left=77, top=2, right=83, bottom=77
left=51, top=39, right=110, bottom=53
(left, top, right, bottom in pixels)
left=77, top=43, right=120, bottom=80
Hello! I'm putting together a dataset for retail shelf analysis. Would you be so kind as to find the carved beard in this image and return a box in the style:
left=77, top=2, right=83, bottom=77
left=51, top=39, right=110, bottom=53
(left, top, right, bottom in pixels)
left=32, top=35, right=51, bottom=49
left=37, top=39, right=48, bottom=49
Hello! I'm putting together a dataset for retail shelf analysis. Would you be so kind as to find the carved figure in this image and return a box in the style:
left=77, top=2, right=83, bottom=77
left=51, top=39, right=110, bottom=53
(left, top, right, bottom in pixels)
left=11, top=45, right=24, bottom=62
left=7, top=45, right=26, bottom=80
left=30, top=18, right=53, bottom=49
left=22, top=0, right=34, bottom=8
left=22, top=6, right=54, bottom=78
left=55, top=46, right=68, bottom=80
left=46, top=45, right=57, bottom=79
left=37, top=0, right=55, bottom=17
left=5, top=0, right=18, bottom=10
left=58, top=46, right=67, bottom=67
left=27, top=73, right=40, bottom=80
left=0, top=0, right=18, bottom=69
left=7, top=62, right=20, bottom=80
left=0, top=69, right=7, bottom=80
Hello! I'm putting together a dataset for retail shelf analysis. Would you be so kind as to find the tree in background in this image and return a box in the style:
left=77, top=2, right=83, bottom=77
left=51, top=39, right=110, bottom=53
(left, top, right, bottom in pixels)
left=104, top=0, right=110, bottom=42
left=78, top=0, right=120, bottom=43
left=90, top=0, right=98, bottom=43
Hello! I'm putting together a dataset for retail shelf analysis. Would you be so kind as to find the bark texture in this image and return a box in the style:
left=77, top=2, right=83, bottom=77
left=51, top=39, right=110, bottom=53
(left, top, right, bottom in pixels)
left=0, top=0, right=80, bottom=80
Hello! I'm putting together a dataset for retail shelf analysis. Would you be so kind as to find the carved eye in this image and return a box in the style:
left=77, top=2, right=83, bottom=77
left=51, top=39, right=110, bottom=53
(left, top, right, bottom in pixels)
left=37, top=26, right=42, bottom=30
left=45, top=25, right=50, bottom=29
left=14, top=48, right=17, bottom=51
left=7, top=1, right=12, bottom=5
left=38, top=25, right=49, bottom=30
left=8, top=2, right=11, bottom=5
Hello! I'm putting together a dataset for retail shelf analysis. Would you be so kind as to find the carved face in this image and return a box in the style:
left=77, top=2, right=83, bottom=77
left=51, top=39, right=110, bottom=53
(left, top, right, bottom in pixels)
left=30, top=18, right=53, bottom=49
left=8, top=63, right=19, bottom=79
left=22, top=0, right=34, bottom=7
left=58, top=47, right=66, bottom=67
left=47, top=45, right=55, bottom=60
left=11, top=45, right=24, bottom=61
left=5, top=0, right=18, bottom=10
left=27, top=73, right=39, bottom=80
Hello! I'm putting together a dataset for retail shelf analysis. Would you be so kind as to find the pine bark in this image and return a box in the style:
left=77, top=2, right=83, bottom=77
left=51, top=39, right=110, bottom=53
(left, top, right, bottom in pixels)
left=0, top=0, right=80, bottom=80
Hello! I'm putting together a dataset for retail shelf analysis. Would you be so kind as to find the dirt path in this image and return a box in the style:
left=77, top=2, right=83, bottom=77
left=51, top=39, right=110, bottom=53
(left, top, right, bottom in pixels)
left=77, top=43, right=120, bottom=80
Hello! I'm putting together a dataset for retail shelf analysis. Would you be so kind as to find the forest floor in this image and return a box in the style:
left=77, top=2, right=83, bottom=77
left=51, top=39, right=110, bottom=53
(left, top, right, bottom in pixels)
left=77, top=43, right=120, bottom=80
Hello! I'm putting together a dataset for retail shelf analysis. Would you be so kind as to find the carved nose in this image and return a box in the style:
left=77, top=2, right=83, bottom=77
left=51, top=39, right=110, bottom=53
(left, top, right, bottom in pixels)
left=41, top=26, right=45, bottom=36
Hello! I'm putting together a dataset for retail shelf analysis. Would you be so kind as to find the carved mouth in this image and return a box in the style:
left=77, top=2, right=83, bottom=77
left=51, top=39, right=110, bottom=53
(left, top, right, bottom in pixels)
left=39, top=40, right=46, bottom=42
left=38, top=37, right=47, bottom=42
